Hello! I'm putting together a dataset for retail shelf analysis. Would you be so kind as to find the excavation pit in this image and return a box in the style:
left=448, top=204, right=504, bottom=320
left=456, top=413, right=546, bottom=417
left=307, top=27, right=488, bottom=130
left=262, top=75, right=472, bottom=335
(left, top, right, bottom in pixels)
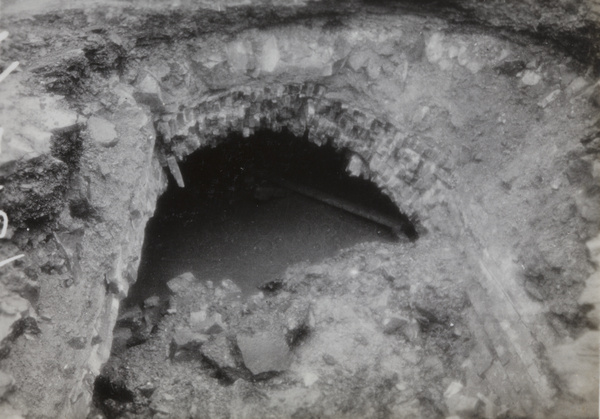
left=0, top=2, right=598, bottom=418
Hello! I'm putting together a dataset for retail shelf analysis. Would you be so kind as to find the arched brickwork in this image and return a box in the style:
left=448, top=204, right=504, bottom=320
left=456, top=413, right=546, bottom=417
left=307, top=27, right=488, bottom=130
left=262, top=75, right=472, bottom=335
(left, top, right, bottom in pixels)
left=154, top=82, right=459, bottom=234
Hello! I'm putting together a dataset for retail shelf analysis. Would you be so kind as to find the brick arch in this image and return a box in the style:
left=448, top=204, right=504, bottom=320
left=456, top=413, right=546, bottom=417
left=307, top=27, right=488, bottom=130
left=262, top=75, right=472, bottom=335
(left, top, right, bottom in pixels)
left=154, top=82, right=459, bottom=233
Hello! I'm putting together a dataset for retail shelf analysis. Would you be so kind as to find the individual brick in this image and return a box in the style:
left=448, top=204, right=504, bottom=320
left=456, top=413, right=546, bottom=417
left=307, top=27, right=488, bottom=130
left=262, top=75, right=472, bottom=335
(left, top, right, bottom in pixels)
left=313, top=84, right=326, bottom=98
left=395, top=148, right=422, bottom=184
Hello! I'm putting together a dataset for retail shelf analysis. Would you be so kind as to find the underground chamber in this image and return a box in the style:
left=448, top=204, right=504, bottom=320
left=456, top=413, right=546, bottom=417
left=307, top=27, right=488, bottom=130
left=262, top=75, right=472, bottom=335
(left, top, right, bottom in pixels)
left=125, top=130, right=417, bottom=305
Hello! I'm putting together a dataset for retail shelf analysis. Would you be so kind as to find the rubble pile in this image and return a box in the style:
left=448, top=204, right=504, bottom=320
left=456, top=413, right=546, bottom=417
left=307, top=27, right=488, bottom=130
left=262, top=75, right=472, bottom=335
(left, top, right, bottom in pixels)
left=94, top=239, right=484, bottom=419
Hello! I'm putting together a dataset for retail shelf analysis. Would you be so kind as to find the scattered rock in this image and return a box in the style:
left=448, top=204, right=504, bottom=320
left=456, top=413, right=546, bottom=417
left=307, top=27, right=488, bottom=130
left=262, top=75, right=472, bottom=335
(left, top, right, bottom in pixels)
left=200, top=334, right=238, bottom=374
left=444, top=381, right=484, bottom=417
left=444, top=381, right=464, bottom=399
left=566, top=77, right=589, bottom=97
left=133, top=73, right=164, bottom=111
left=521, top=70, right=541, bottom=86
left=226, top=40, right=252, bottom=73
left=302, top=371, right=319, bottom=387
left=537, top=89, right=561, bottom=108
left=396, top=148, right=422, bottom=182
left=383, top=317, right=407, bottom=334
left=366, top=57, right=382, bottom=80
left=190, top=311, right=224, bottom=335
left=237, top=331, right=291, bottom=375
left=143, top=296, right=160, bottom=309
left=166, top=272, right=197, bottom=295
left=346, top=154, right=365, bottom=177
left=87, top=116, right=118, bottom=147
left=171, top=327, right=208, bottom=352
left=446, top=393, right=483, bottom=417
left=347, top=49, right=370, bottom=71
left=137, top=382, right=157, bottom=398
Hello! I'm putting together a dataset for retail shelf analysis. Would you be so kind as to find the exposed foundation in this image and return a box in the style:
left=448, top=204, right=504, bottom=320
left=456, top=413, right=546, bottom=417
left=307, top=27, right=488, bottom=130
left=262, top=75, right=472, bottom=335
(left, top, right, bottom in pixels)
left=0, top=1, right=598, bottom=418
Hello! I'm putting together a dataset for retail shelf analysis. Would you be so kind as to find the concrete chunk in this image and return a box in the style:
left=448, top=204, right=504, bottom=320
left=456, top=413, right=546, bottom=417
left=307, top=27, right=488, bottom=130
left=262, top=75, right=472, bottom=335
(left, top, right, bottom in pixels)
left=237, top=331, right=291, bottom=375
left=87, top=116, right=118, bottom=147
left=167, top=272, right=196, bottom=295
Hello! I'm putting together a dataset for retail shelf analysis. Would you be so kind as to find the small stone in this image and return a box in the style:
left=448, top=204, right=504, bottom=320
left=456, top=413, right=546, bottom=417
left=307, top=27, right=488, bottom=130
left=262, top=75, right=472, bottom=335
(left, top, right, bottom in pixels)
left=0, top=371, right=14, bottom=399
left=425, top=33, right=445, bottom=64
left=166, top=272, right=196, bottom=295
left=347, top=50, right=370, bottom=71
left=347, top=154, right=365, bottom=177
left=138, top=382, right=157, bottom=398
left=537, top=89, right=561, bottom=108
left=411, top=106, right=430, bottom=126
left=143, top=296, right=160, bottom=308
left=444, top=381, right=464, bottom=399
left=521, top=70, right=541, bottom=86
left=237, top=331, right=291, bottom=375
left=259, top=36, right=279, bottom=73
left=302, top=371, right=319, bottom=387
left=133, top=73, right=164, bottom=111
left=87, top=116, right=118, bottom=147
left=226, top=40, right=251, bottom=73
left=190, top=311, right=224, bottom=335
left=395, top=148, right=422, bottom=183
left=200, top=334, right=237, bottom=371
left=171, top=327, right=208, bottom=351
left=446, top=394, right=483, bottom=417
left=566, top=77, right=589, bottom=97
left=366, top=58, right=382, bottom=80
left=383, top=317, right=409, bottom=334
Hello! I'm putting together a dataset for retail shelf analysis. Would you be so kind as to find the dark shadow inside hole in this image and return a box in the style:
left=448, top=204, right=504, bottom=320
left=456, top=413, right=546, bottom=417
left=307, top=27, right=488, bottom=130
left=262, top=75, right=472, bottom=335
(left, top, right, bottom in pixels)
left=125, top=129, right=416, bottom=306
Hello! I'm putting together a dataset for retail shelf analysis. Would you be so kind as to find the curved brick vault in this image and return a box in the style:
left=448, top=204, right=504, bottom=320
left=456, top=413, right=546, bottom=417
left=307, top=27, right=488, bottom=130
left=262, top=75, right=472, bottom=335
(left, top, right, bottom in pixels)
left=156, top=82, right=457, bottom=235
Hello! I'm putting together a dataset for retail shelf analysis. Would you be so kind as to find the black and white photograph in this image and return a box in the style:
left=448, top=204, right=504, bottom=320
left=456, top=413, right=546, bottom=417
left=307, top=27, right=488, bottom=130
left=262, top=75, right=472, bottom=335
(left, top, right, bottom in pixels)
left=0, top=0, right=598, bottom=417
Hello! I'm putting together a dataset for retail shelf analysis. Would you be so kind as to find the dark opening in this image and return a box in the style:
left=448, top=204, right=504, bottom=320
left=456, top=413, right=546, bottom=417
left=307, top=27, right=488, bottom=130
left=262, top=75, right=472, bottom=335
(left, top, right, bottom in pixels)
left=125, top=130, right=416, bottom=306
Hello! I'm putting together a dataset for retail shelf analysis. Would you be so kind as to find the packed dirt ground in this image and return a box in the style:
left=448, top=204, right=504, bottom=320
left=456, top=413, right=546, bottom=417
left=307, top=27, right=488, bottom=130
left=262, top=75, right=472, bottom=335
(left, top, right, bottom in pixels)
left=0, top=1, right=599, bottom=418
